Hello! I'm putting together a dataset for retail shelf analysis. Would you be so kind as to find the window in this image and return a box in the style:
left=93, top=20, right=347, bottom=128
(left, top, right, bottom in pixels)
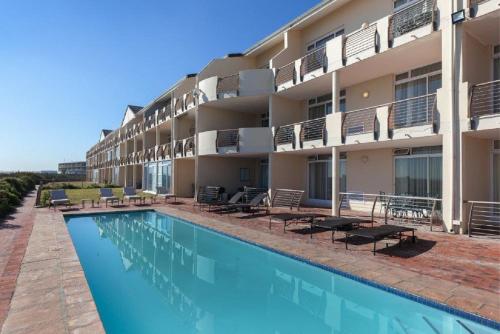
left=308, top=94, right=332, bottom=119
left=240, top=168, right=250, bottom=182
left=143, top=163, right=157, bottom=193
left=394, top=146, right=442, bottom=198
left=394, top=0, right=420, bottom=11
left=339, top=89, right=346, bottom=113
left=158, top=161, right=172, bottom=193
left=494, top=141, right=500, bottom=202
left=306, top=28, right=344, bottom=52
left=340, top=153, right=347, bottom=193
left=308, top=155, right=332, bottom=201
left=260, top=112, right=269, bottom=127
left=259, top=160, right=268, bottom=189
left=395, top=62, right=442, bottom=127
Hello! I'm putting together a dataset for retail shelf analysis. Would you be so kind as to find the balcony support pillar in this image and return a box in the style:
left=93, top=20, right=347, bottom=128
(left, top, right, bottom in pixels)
left=331, top=71, right=340, bottom=114
left=331, top=146, right=340, bottom=217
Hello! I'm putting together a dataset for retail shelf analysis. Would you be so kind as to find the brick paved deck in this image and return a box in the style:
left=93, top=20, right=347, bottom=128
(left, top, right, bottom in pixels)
left=1, top=197, right=499, bottom=333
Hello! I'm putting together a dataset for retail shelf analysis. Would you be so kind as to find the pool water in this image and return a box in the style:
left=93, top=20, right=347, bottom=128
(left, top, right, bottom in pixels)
left=66, top=211, right=498, bottom=334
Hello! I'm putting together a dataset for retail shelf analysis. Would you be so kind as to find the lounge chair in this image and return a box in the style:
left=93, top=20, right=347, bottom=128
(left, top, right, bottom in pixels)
left=155, top=186, right=176, bottom=203
left=220, top=192, right=268, bottom=215
left=344, top=224, right=416, bottom=255
left=99, top=188, right=120, bottom=207
left=123, top=187, right=143, bottom=205
left=268, top=189, right=321, bottom=231
left=212, top=191, right=244, bottom=212
left=310, top=216, right=372, bottom=242
left=48, top=189, right=71, bottom=210
left=195, top=186, right=220, bottom=210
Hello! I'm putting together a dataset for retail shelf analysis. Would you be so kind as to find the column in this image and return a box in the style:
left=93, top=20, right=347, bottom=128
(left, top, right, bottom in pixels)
left=331, top=71, right=340, bottom=113
left=331, top=146, right=340, bottom=216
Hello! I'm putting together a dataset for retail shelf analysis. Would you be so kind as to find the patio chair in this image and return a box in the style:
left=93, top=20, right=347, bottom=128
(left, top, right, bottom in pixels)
left=268, top=189, right=316, bottom=231
left=48, top=189, right=71, bottom=210
left=195, top=186, right=221, bottom=210
left=123, top=187, right=143, bottom=205
left=212, top=191, right=244, bottom=212
left=99, top=188, right=120, bottom=207
left=344, top=224, right=416, bottom=255
left=219, top=192, right=268, bottom=215
left=155, top=186, right=176, bottom=203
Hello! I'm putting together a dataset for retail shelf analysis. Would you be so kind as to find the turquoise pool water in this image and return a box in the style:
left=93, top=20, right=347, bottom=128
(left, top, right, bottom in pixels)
left=66, top=211, right=498, bottom=334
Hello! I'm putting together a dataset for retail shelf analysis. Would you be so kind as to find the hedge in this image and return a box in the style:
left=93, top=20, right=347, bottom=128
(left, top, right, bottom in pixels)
left=0, top=174, right=38, bottom=219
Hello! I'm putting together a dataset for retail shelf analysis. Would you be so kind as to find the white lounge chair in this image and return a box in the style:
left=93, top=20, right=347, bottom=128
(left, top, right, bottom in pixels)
left=49, top=189, right=71, bottom=210
left=123, top=187, right=143, bottom=205
left=99, top=188, right=120, bottom=207
left=155, top=186, right=176, bottom=203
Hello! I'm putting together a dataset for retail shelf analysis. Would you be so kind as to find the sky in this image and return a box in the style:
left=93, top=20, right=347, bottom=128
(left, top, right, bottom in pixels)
left=0, top=0, right=319, bottom=172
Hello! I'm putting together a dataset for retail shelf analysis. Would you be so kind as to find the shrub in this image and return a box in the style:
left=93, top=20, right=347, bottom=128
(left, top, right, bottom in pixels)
left=40, top=191, right=50, bottom=207
left=0, top=197, right=12, bottom=218
left=0, top=189, right=21, bottom=207
left=0, top=181, right=21, bottom=199
left=1, top=178, right=26, bottom=195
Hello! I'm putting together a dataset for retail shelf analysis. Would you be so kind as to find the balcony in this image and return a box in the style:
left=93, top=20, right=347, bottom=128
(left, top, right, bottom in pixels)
left=341, top=107, right=378, bottom=143
left=174, top=98, right=183, bottom=117
left=469, top=0, right=497, bottom=18
left=174, top=141, right=184, bottom=158
left=156, top=143, right=171, bottom=160
left=388, top=0, right=437, bottom=48
left=199, top=69, right=274, bottom=103
left=274, top=117, right=329, bottom=151
left=144, top=115, right=156, bottom=131
left=144, top=148, right=156, bottom=162
left=157, top=105, right=171, bottom=124
left=184, top=136, right=195, bottom=157
left=469, top=80, right=500, bottom=130
left=388, top=93, right=438, bottom=137
left=120, top=157, right=127, bottom=166
left=198, top=128, right=272, bottom=155
left=343, top=23, right=379, bottom=66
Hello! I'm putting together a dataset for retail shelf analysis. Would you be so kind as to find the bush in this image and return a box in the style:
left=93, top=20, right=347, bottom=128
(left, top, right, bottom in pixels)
left=0, top=197, right=12, bottom=217
left=40, top=191, right=50, bottom=207
left=1, top=178, right=26, bottom=195
left=0, top=181, right=21, bottom=199
left=0, top=189, right=21, bottom=207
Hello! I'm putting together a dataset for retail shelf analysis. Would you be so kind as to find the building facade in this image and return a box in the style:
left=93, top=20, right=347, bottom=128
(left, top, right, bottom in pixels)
left=58, top=161, right=87, bottom=176
left=86, top=0, right=500, bottom=233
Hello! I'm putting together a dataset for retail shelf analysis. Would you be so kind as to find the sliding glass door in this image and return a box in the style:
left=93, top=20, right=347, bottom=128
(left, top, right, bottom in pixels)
left=308, top=156, right=332, bottom=205
left=395, top=155, right=442, bottom=198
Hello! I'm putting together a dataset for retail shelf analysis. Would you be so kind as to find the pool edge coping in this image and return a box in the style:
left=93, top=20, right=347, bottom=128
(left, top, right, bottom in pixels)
left=64, top=209, right=500, bottom=331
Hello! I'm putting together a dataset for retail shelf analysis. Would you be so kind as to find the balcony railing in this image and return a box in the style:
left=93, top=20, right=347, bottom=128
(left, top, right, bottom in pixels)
left=388, top=93, right=437, bottom=136
left=274, top=124, right=296, bottom=149
left=299, top=47, right=327, bottom=80
left=184, top=92, right=195, bottom=110
left=389, top=0, right=436, bottom=45
left=466, top=201, right=500, bottom=238
left=174, top=141, right=184, bottom=157
left=156, top=143, right=171, bottom=160
left=469, top=80, right=500, bottom=124
left=145, top=116, right=156, bottom=129
left=274, top=61, right=296, bottom=88
left=174, top=98, right=183, bottom=116
left=145, top=148, right=155, bottom=162
left=184, top=137, right=195, bottom=156
left=216, top=129, right=239, bottom=152
left=217, top=74, right=239, bottom=98
left=343, top=23, right=378, bottom=64
left=299, top=117, right=327, bottom=147
left=341, top=107, right=378, bottom=142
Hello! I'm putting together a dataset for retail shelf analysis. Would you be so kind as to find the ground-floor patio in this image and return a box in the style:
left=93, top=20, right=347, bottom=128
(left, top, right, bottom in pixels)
left=0, top=196, right=499, bottom=333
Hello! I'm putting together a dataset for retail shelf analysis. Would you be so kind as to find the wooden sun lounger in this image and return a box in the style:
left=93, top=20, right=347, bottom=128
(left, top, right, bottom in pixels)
left=344, top=224, right=416, bottom=255
left=310, top=216, right=372, bottom=242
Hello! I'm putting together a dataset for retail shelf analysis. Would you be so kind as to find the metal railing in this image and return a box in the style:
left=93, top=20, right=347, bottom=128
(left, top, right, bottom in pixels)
left=469, top=0, right=489, bottom=5
left=275, top=61, right=296, bottom=88
left=174, top=141, right=183, bottom=157
left=216, top=129, right=239, bottom=152
left=341, top=107, right=378, bottom=142
left=174, top=98, right=183, bottom=116
left=389, top=0, right=436, bottom=44
left=217, top=74, right=239, bottom=98
left=184, top=137, right=195, bottom=156
left=388, top=93, right=437, bottom=134
left=133, top=122, right=144, bottom=136
left=299, top=46, right=327, bottom=80
left=299, top=117, right=327, bottom=147
left=144, top=116, right=155, bottom=129
left=469, top=79, right=500, bottom=120
left=157, top=107, right=170, bottom=123
left=466, top=201, right=500, bottom=238
left=184, top=92, right=195, bottom=110
left=343, top=23, right=378, bottom=63
left=339, top=192, right=442, bottom=231
left=274, top=124, right=296, bottom=149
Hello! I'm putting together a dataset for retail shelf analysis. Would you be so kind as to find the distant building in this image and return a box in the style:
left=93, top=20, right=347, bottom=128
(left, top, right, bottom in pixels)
left=58, top=162, right=86, bottom=175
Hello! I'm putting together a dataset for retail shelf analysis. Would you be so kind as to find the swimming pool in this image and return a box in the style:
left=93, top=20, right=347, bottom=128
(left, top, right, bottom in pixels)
left=65, top=211, right=498, bottom=334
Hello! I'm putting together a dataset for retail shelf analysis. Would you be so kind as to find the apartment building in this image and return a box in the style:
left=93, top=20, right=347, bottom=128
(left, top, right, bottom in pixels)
left=58, top=161, right=87, bottom=176
left=86, top=0, right=500, bottom=234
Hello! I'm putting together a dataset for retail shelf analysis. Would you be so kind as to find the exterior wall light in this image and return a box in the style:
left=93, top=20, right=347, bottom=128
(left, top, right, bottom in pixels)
left=451, top=10, right=466, bottom=24
left=362, top=91, right=369, bottom=98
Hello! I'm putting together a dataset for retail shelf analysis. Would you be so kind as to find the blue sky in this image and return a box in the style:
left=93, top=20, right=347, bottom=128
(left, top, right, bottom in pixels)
left=0, top=0, right=319, bottom=171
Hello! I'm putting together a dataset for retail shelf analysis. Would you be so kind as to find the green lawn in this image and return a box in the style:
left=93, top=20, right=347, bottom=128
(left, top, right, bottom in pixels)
left=41, top=187, right=154, bottom=206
